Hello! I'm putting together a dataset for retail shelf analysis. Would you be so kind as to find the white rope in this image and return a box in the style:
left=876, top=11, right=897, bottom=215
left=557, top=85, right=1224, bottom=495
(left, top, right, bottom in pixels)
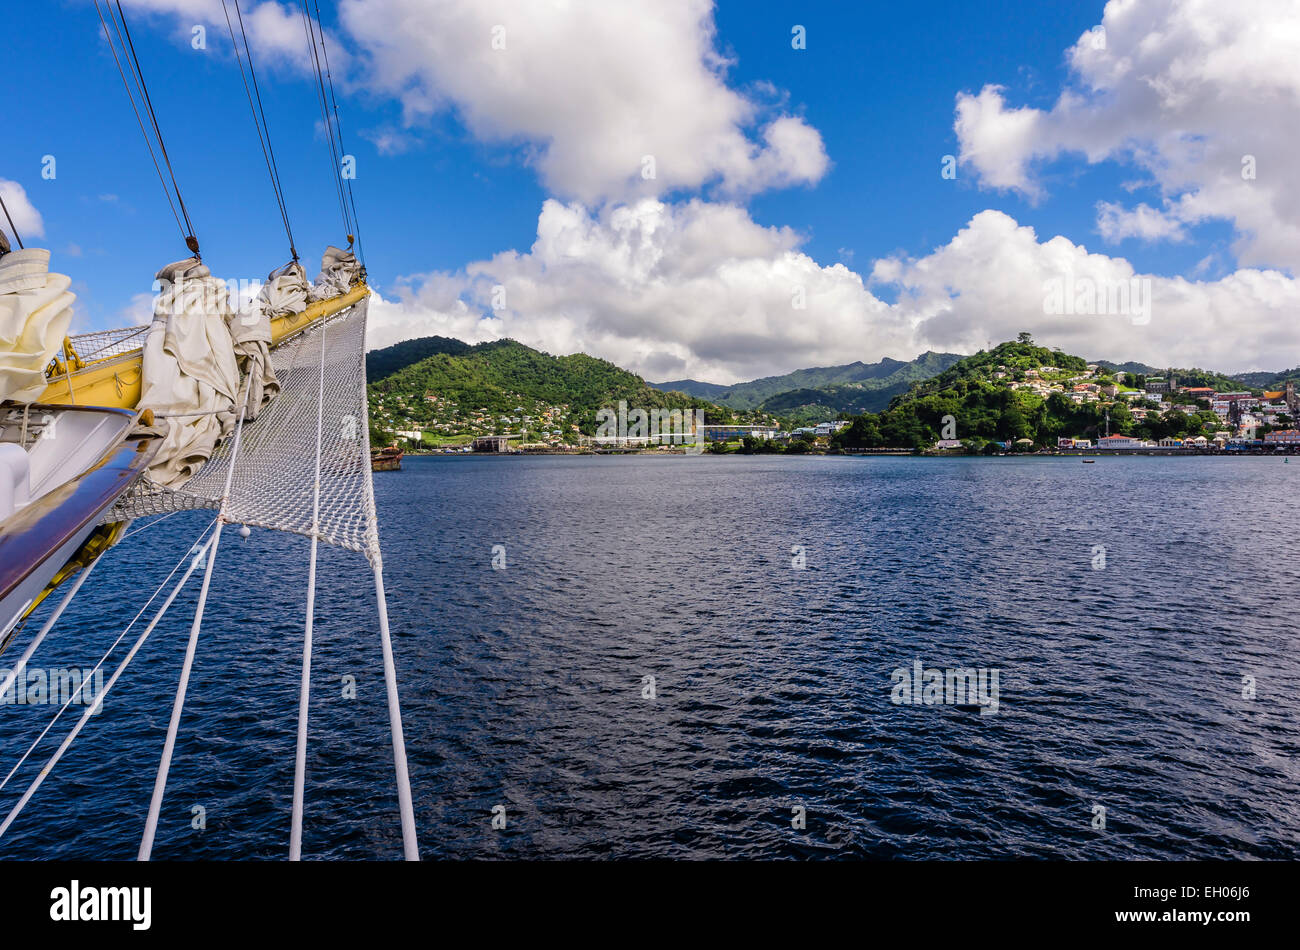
left=373, top=557, right=418, bottom=860
left=121, top=509, right=184, bottom=540
left=289, top=312, right=328, bottom=859
left=0, top=557, right=102, bottom=703
left=0, top=527, right=219, bottom=842
left=138, top=381, right=255, bottom=861
left=0, top=517, right=219, bottom=793
left=355, top=308, right=419, bottom=859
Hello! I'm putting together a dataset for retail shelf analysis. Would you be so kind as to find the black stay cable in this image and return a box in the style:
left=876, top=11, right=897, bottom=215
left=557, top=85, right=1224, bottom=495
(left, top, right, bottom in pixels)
left=298, top=1, right=353, bottom=253
left=112, top=0, right=199, bottom=255
left=222, top=0, right=298, bottom=261
left=0, top=191, right=24, bottom=249
left=312, top=0, right=363, bottom=265
left=92, top=0, right=187, bottom=246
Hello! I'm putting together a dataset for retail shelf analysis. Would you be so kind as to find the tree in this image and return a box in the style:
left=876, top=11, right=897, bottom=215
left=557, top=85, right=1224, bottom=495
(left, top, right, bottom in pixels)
left=834, top=416, right=882, bottom=448
left=1017, top=332, right=1034, bottom=344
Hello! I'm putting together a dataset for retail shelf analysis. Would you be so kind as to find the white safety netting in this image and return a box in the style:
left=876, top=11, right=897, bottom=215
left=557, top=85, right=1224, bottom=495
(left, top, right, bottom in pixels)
left=103, top=297, right=378, bottom=560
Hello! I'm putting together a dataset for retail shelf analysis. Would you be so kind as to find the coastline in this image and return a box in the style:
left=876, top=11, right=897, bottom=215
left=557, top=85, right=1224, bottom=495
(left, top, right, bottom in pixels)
left=386, top=445, right=1300, bottom=458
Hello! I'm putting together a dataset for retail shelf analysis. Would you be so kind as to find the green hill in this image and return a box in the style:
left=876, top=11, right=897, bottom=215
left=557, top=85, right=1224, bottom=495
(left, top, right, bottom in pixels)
left=833, top=336, right=1229, bottom=451
left=1093, top=359, right=1252, bottom=393
left=1231, top=367, right=1300, bottom=389
left=653, top=378, right=732, bottom=400
left=367, top=338, right=769, bottom=445
left=1092, top=358, right=1297, bottom=393
left=366, top=335, right=471, bottom=383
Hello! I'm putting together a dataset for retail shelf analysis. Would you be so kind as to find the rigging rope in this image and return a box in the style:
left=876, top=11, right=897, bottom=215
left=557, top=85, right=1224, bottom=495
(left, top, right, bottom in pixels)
left=92, top=0, right=188, bottom=246
left=289, top=299, right=328, bottom=860
left=138, top=380, right=256, bottom=861
left=121, top=508, right=186, bottom=541
left=221, top=0, right=298, bottom=261
left=312, top=0, right=364, bottom=265
left=0, top=558, right=100, bottom=701
left=297, top=1, right=355, bottom=252
left=0, top=517, right=220, bottom=795
left=0, top=523, right=220, bottom=841
left=0, top=191, right=23, bottom=250
left=111, top=0, right=199, bottom=254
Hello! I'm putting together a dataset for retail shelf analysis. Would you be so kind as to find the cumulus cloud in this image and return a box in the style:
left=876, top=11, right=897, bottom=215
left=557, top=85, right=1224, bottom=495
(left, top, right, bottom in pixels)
left=339, top=0, right=828, bottom=202
left=955, top=0, right=1300, bottom=271
left=123, top=0, right=827, bottom=203
left=370, top=204, right=1300, bottom=380
left=119, top=0, right=1299, bottom=379
left=1095, top=201, right=1187, bottom=243
left=953, top=85, right=1051, bottom=198
left=0, top=179, right=45, bottom=241
left=369, top=198, right=897, bottom=383
left=874, top=211, right=1299, bottom=374
left=122, top=0, right=350, bottom=74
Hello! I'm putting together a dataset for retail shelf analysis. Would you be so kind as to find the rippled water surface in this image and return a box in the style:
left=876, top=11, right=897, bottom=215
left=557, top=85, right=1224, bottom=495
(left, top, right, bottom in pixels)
left=2, top=454, right=1299, bottom=859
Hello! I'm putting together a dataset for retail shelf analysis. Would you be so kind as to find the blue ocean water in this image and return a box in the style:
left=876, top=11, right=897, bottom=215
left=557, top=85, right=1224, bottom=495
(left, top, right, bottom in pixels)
left=1, top=454, right=1298, bottom=859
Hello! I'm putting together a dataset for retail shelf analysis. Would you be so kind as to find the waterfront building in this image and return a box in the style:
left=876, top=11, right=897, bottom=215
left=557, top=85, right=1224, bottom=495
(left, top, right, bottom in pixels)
left=1264, top=429, right=1300, bottom=444
left=472, top=435, right=512, bottom=453
left=1096, top=435, right=1144, bottom=449
left=703, top=424, right=780, bottom=442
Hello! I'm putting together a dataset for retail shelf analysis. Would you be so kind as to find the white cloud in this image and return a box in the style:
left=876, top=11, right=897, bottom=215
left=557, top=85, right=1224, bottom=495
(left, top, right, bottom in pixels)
left=953, top=85, right=1051, bottom=198
left=122, top=0, right=349, bottom=74
left=372, top=203, right=1300, bottom=379
left=955, top=0, right=1300, bottom=271
left=0, top=179, right=45, bottom=241
left=369, top=198, right=898, bottom=383
left=1095, top=201, right=1186, bottom=243
left=339, top=0, right=828, bottom=203
left=872, top=210, right=1300, bottom=374
left=121, top=0, right=828, bottom=203
left=118, top=0, right=1300, bottom=381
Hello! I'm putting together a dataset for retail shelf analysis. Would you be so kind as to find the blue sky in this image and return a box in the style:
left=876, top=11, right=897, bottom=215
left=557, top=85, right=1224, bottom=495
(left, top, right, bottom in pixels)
left=3, top=1, right=1296, bottom=379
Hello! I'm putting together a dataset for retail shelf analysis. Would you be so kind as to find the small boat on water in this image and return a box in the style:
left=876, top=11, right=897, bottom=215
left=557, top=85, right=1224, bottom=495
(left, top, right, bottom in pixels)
left=371, top=444, right=403, bottom=471
left=1082, top=458, right=1095, bottom=463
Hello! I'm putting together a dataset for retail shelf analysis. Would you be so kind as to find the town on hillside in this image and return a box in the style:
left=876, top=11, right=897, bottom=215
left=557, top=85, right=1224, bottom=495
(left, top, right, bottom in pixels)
left=367, top=336, right=1300, bottom=456
left=938, top=365, right=1300, bottom=454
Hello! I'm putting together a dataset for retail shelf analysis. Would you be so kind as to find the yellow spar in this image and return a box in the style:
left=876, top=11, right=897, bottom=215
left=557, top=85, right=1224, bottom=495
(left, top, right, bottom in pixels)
left=36, top=281, right=370, bottom=410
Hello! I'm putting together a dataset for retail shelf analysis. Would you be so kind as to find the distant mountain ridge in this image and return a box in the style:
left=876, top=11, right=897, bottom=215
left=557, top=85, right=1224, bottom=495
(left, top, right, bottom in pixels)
left=652, top=351, right=966, bottom=423
left=1093, top=359, right=1299, bottom=391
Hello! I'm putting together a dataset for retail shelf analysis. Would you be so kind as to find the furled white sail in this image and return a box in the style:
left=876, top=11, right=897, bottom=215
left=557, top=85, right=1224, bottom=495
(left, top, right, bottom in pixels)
left=0, top=248, right=75, bottom=404
left=308, top=245, right=360, bottom=301
left=235, top=260, right=307, bottom=419
left=137, top=257, right=243, bottom=488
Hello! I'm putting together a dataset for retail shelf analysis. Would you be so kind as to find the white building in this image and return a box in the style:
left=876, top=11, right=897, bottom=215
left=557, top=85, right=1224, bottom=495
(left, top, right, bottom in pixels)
left=1096, top=435, right=1144, bottom=449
